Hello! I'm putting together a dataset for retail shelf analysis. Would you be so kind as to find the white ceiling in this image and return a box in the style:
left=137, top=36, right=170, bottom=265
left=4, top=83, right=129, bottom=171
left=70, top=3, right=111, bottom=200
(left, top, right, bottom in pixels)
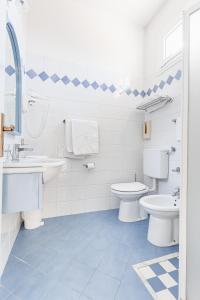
left=28, top=0, right=167, bottom=27
left=73, top=0, right=168, bottom=27
left=123, top=0, right=167, bottom=26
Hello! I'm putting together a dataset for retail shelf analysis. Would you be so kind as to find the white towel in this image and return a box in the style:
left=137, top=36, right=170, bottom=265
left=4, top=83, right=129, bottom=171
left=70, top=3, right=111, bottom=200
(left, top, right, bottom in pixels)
left=71, top=119, right=99, bottom=155
left=65, top=119, right=73, bottom=153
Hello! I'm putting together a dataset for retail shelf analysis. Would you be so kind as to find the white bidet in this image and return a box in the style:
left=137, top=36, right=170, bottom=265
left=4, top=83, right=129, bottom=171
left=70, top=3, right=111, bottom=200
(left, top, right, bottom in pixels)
left=140, top=194, right=179, bottom=247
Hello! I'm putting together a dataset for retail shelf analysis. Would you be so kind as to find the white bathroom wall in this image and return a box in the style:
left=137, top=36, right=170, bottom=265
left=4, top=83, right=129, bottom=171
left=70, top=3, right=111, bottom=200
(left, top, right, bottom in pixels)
left=26, top=0, right=144, bottom=89
left=1, top=1, right=27, bottom=274
left=22, top=0, right=145, bottom=218
left=142, top=0, right=197, bottom=193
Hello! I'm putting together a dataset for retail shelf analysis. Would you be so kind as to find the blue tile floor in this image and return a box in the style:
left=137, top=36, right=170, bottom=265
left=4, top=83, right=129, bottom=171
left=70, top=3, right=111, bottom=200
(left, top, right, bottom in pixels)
left=0, top=209, right=178, bottom=300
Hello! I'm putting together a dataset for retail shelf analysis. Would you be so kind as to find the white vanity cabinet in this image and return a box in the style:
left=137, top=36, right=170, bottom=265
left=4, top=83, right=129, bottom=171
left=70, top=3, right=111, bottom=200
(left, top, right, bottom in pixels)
left=2, top=156, right=65, bottom=228
left=2, top=172, right=43, bottom=214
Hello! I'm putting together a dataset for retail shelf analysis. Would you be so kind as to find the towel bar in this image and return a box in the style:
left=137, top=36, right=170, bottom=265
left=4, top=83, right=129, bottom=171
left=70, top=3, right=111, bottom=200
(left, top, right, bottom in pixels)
left=136, top=96, right=173, bottom=113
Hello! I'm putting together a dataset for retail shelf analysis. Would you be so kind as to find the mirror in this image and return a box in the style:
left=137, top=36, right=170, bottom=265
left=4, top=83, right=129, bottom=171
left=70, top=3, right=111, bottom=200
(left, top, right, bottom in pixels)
left=4, top=22, right=22, bottom=135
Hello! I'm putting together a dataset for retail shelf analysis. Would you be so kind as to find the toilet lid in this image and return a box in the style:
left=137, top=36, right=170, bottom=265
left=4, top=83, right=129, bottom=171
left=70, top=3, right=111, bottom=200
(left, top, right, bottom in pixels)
left=111, top=182, right=147, bottom=192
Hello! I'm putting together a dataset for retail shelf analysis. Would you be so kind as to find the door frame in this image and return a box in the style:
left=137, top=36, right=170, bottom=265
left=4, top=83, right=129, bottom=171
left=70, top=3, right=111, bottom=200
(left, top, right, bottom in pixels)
left=180, top=3, right=200, bottom=300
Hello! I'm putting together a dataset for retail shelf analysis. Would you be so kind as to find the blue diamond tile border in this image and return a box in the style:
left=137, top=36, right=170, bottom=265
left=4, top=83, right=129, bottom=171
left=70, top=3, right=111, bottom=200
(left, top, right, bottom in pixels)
left=175, top=70, right=182, bottom=80
left=159, top=80, right=165, bottom=89
left=100, top=83, right=108, bottom=91
left=6, top=65, right=182, bottom=98
left=51, top=74, right=60, bottom=83
left=167, top=75, right=174, bottom=85
left=109, top=84, right=117, bottom=93
left=26, top=69, right=37, bottom=79
left=153, top=85, right=158, bottom=93
left=82, top=80, right=90, bottom=88
left=91, top=81, right=99, bottom=90
left=132, top=89, right=139, bottom=97
left=61, top=76, right=70, bottom=85
left=140, top=90, right=146, bottom=98
left=72, top=78, right=81, bottom=87
left=126, top=89, right=132, bottom=96
left=39, top=71, right=49, bottom=81
left=5, top=65, right=15, bottom=76
left=147, top=88, right=152, bottom=96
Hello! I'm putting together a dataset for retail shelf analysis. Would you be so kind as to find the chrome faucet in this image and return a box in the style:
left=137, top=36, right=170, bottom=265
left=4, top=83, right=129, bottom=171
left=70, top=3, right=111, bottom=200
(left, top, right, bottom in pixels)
left=172, top=187, right=180, bottom=198
left=12, top=144, right=33, bottom=161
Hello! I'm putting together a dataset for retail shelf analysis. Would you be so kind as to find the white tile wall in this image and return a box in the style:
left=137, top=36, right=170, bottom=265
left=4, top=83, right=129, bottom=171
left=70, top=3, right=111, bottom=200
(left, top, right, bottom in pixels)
left=23, top=56, right=144, bottom=218
left=144, top=62, right=182, bottom=193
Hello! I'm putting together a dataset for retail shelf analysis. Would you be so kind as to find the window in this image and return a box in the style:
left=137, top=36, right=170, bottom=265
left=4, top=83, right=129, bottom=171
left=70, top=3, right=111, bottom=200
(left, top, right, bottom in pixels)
left=162, top=22, right=183, bottom=68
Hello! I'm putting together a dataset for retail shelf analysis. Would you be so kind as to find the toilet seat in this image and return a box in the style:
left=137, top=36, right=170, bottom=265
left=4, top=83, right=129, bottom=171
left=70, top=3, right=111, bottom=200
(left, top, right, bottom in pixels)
left=111, top=182, right=147, bottom=193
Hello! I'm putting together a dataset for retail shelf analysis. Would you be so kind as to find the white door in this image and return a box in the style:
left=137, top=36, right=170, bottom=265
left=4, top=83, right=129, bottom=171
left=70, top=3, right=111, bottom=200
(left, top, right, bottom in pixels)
left=181, top=3, right=200, bottom=300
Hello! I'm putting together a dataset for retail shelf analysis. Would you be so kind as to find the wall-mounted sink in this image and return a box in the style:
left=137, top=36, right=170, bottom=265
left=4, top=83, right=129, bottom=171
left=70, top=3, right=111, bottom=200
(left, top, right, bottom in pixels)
left=3, top=158, right=45, bottom=175
left=3, top=156, right=66, bottom=229
left=3, top=156, right=66, bottom=183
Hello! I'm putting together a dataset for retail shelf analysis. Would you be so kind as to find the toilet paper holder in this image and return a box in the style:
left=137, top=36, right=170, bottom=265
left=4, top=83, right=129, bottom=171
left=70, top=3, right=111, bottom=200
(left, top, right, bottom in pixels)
left=83, top=162, right=95, bottom=169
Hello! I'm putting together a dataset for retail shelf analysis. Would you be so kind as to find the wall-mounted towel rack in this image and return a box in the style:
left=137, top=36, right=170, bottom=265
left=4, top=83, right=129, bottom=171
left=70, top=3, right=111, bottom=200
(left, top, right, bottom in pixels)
left=136, top=96, right=173, bottom=113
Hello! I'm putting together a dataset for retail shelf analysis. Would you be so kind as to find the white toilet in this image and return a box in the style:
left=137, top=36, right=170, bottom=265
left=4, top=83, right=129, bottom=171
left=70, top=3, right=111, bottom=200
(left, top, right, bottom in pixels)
left=140, top=194, right=179, bottom=247
left=111, top=149, right=169, bottom=222
left=111, top=182, right=149, bottom=222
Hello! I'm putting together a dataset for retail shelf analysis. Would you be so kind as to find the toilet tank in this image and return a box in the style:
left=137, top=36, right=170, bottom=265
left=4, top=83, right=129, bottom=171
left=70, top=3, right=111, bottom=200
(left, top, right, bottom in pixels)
left=143, top=149, right=169, bottom=179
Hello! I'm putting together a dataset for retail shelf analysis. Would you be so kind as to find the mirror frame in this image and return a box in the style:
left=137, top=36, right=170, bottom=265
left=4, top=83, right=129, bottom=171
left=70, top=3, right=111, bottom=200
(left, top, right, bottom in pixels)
left=6, top=22, right=22, bottom=135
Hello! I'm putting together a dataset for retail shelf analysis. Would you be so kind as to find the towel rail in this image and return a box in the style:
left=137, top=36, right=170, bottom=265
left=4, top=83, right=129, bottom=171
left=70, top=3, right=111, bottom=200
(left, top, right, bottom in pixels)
left=136, top=96, right=173, bottom=113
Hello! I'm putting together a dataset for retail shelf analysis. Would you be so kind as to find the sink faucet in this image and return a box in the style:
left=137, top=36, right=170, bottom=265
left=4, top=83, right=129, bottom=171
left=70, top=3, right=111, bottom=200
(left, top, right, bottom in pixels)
left=12, top=144, right=33, bottom=161
left=172, top=187, right=180, bottom=198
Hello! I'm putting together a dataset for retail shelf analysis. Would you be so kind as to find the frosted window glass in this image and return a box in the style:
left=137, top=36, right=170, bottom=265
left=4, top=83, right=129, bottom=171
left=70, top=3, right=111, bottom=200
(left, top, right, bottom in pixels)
left=164, top=23, right=183, bottom=60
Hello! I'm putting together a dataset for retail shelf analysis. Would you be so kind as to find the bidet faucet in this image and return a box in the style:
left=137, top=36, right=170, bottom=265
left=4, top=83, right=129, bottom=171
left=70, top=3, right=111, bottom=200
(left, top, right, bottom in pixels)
left=172, top=187, right=180, bottom=198
left=12, top=144, right=33, bottom=161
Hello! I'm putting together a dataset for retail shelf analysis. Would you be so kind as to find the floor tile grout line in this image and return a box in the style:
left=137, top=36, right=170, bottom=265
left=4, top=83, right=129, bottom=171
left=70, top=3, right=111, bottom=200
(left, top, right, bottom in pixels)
left=113, top=277, right=123, bottom=300
left=80, top=266, right=98, bottom=297
left=1, top=287, right=14, bottom=300
left=5, top=292, right=22, bottom=300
